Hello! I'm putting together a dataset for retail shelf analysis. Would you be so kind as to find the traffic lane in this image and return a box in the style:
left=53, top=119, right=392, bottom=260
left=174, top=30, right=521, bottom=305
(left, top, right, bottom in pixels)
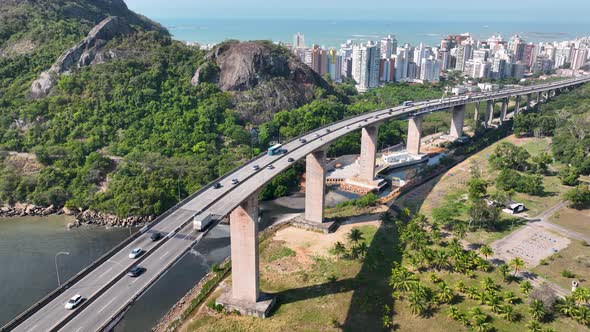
left=13, top=209, right=193, bottom=332
left=59, top=224, right=200, bottom=331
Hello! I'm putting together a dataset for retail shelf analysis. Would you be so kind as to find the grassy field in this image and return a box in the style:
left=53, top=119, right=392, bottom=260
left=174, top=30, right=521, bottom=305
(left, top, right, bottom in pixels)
left=183, top=222, right=401, bottom=332
left=532, top=240, right=590, bottom=290
left=550, top=208, right=590, bottom=239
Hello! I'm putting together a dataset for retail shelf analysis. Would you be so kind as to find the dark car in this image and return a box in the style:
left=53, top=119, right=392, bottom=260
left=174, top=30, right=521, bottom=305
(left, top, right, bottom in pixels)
left=299, top=138, right=307, bottom=143
left=288, top=158, right=295, bottom=162
left=128, top=266, right=145, bottom=277
left=213, top=183, right=221, bottom=189
left=150, top=232, right=162, bottom=242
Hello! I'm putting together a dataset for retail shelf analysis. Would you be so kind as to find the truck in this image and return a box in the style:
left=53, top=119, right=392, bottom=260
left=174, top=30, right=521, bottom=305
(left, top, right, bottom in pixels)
left=193, top=214, right=222, bottom=231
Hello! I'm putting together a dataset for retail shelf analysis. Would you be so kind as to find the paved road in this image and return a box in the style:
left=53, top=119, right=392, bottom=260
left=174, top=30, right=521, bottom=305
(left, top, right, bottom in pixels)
left=8, top=75, right=590, bottom=332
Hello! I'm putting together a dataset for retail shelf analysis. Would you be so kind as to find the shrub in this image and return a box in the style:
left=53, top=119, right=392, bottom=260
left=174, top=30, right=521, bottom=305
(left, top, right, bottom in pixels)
left=561, top=269, right=576, bottom=278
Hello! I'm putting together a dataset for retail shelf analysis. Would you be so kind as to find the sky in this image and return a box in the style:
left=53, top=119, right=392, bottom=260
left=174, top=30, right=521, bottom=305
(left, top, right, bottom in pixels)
left=125, top=0, right=590, bottom=22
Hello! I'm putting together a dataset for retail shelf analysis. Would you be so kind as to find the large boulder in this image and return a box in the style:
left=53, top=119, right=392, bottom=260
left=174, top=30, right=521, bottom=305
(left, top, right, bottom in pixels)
left=192, top=41, right=335, bottom=124
left=30, top=16, right=133, bottom=99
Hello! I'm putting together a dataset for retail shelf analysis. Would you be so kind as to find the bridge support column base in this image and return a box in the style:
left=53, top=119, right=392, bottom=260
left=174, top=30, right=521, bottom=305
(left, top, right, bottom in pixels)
left=290, top=215, right=337, bottom=234
left=216, top=291, right=276, bottom=318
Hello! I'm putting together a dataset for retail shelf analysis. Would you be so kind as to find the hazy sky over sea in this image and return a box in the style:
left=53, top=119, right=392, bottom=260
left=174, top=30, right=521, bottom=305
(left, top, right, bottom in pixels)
left=126, top=0, right=589, bottom=22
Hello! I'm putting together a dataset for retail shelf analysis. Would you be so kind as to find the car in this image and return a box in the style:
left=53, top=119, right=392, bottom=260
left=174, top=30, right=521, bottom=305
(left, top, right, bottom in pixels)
left=128, top=266, right=145, bottom=277
left=375, top=115, right=379, bottom=119
left=287, top=158, right=295, bottom=162
left=267, top=165, right=275, bottom=170
left=213, top=182, right=221, bottom=189
left=65, top=294, right=83, bottom=310
left=325, top=128, right=331, bottom=133
left=129, top=248, right=143, bottom=259
left=299, top=138, right=307, bottom=143
left=150, top=232, right=162, bottom=242
left=346, top=125, right=350, bottom=129
left=364, top=119, right=368, bottom=122
left=314, top=133, right=320, bottom=138
left=231, top=178, right=239, bottom=185
left=357, top=123, right=362, bottom=127
left=252, top=165, right=260, bottom=170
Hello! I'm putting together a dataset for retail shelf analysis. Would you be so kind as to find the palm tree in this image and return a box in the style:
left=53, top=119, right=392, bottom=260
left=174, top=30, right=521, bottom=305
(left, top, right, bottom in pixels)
left=573, top=286, right=590, bottom=305
left=481, top=277, right=497, bottom=292
left=428, top=272, right=440, bottom=283
left=433, top=250, right=450, bottom=271
left=466, top=286, right=479, bottom=300
left=436, top=283, right=454, bottom=304
left=389, top=267, right=419, bottom=292
left=454, top=221, right=468, bottom=239
left=526, top=320, right=542, bottom=332
left=379, top=211, right=393, bottom=223
left=348, top=228, right=364, bottom=244
left=480, top=245, right=493, bottom=259
left=332, top=241, right=346, bottom=257
left=529, top=299, right=546, bottom=322
left=447, top=306, right=461, bottom=320
left=556, top=296, right=577, bottom=317
left=575, top=305, right=590, bottom=326
left=356, top=242, right=369, bottom=258
left=504, top=291, right=519, bottom=305
left=520, top=280, right=533, bottom=295
left=510, top=257, right=525, bottom=276
left=500, top=305, right=519, bottom=322
left=408, top=290, right=428, bottom=316
left=455, top=280, right=467, bottom=293
left=486, top=294, right=502, bottom=313
left=499, top=264, right=511, bottom=282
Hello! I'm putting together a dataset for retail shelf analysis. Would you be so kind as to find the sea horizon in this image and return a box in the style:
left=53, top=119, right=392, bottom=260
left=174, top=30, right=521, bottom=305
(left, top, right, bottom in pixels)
left=153, top=17, right=590, bottom=49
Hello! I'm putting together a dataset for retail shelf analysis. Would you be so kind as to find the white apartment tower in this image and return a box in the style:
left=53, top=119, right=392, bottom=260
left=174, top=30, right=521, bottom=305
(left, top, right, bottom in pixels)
left=352, top=42, right=381, bottom=92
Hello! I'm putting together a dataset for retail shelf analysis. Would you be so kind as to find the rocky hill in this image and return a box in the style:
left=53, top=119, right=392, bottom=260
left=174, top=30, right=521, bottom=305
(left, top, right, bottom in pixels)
left=192, top=41, right=339, bottom=124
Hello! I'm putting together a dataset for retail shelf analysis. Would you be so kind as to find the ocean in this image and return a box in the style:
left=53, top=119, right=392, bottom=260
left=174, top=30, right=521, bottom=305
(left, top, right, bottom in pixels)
left=154, top=17, right=589, bottom=48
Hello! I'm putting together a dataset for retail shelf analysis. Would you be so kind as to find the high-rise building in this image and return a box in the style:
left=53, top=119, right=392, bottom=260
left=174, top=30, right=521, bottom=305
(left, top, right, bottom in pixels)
left=352, top=42, right=381, bottom=92
left=455, top=44, right=472, bottom=72
left=571, top=48, right=589, bottom=70
left=380, top=35, right=397, bottom=59
left=419, top=57, right=441, bottom=82
left=292, top=32, right=305, bottom=50
left=327, top=48, right=343, bottom=82
left=523, top=43, right=536, bottom=67
left=508, top=35, right=526, bottom=61
left=379, top=58, right=395, bottom=82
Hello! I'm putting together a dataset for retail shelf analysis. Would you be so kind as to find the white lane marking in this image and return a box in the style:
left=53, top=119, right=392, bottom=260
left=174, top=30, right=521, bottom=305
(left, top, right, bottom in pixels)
left=96, top=266, right=113, bottom=280
left=160, top=251, right=170, bottom=260
left=75, top=327, right=83, bottom=332
left=25, top=324, right=38, bottom=332
left=97, top=296, right=118, bottom=313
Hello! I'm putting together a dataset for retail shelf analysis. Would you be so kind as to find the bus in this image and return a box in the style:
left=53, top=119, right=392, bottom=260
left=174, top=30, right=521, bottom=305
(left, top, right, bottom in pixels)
left=268, top=143, right=284, bottom=156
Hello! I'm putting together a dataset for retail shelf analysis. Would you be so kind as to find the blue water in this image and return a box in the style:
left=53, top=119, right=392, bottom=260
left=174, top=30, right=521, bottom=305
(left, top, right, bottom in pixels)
left=156, top=18, right=589, bottom=48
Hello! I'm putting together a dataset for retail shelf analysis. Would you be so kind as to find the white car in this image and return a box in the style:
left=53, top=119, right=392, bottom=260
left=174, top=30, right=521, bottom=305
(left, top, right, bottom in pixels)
left=129, top=248, right=143, bottom=259
left=65, top=294, right=83, bottom=310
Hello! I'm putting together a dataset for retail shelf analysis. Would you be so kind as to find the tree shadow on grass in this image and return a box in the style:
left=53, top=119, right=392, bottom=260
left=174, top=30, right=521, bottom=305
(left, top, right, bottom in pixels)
left=270, top=214, right=402, bottom=331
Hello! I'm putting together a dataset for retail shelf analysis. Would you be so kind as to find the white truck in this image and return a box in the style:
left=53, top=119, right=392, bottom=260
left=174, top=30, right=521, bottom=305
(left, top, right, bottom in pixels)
left=193, top=214, right=221, bottom=231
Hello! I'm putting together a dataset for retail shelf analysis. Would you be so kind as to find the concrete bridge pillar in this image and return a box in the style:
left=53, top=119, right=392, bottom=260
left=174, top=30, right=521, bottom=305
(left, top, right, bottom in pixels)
left=485, top=99, right=495, bottom=127
left=526, top=93, right=532, bottom=111
left=450, top=104, right=466, bottom=139
left=359, top=125, right=379, bottom=182
left=217, top=191, right=275, bottom=317
left=305, top=148, right=327, bottom=223
left=537, top=91, right=542, bottom=104
left=406, top=116, right=423, bottom=155
left=514, top=95, right=521, bottom=116
left=228, top=192, right=260, bottom=302
left=474, top=101, right=481, bottom=124
left=500, top=97, right=508, bottom=124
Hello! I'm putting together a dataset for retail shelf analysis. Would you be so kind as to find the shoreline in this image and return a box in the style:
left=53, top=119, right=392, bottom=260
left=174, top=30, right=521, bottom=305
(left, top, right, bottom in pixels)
left=0, top=203, right=152, bottom=228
